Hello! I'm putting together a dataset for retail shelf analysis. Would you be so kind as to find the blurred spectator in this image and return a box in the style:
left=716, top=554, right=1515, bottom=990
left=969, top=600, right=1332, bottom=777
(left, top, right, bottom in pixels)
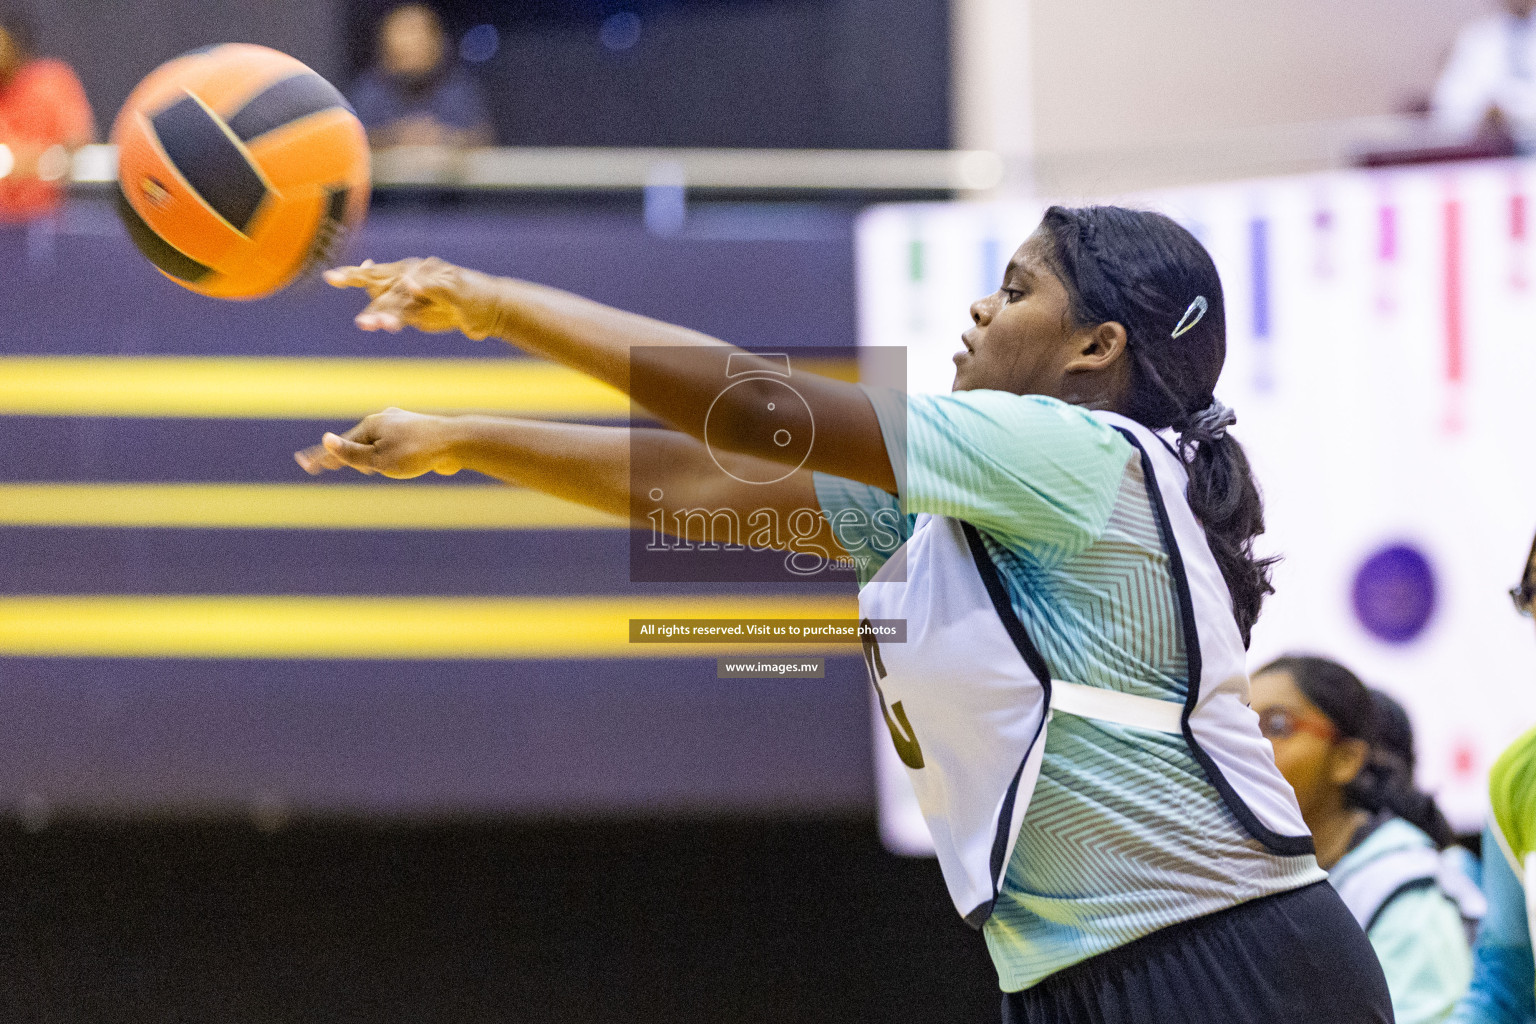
left=1253, top=657, right=1473, bottom=1024
left=1368, top=688, right=1486, bottom=920
left=348, top=4, right=493, bottom=149
left=0, top=6, right=93, bottom=223
left=1432, top=0, right=1536, bottom=151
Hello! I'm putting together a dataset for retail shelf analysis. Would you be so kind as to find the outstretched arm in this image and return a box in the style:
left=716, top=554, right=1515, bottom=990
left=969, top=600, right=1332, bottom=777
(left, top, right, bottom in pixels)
left=323, top=259, right=897, bottom=492
left=294, top=408, right=849, bottom=558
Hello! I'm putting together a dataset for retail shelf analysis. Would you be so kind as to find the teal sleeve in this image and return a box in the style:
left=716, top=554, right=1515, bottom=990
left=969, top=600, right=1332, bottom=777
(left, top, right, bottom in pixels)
left=1369, top=884, right=1473, bottom=1024
left=1450, top=824, right=1536, bottom=1024
left=811, top=471, right=911, bottom=587
left=860, top=385, right=1134, bottom=566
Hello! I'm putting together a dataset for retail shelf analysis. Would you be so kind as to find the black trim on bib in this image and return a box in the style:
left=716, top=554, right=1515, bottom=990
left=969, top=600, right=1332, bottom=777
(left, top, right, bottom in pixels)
left=962, top=898, right=994, bottom=931
left=962, top=521, right=1055, bottom=927
left=1364, top=877, right=1438, bottom=933
left=1112, top=427, right=1315, bottom=858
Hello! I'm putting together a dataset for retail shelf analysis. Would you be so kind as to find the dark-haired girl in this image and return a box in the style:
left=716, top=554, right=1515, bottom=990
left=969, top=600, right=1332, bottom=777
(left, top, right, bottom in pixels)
left=300, top=206, right=1393, bottom=1022
left=1252, top=655, right=1473, bottom=1023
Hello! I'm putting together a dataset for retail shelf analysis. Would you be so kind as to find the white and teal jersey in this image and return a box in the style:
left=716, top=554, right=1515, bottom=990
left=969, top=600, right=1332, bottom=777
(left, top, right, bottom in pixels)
left=815, top=387, right=1324, bottom=992
left=1331, top=817, right=1473, bottom=1024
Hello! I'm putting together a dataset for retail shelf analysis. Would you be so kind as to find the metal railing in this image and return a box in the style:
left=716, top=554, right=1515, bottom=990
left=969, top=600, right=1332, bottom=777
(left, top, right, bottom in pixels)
left=69, top=143, right=1007, bottom=194
left=64, top=114, right=1497, bottom=200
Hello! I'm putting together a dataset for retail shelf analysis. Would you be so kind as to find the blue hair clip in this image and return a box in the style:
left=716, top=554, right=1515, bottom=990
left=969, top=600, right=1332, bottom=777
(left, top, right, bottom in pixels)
left=1171, top=296, right=1208, bottom=338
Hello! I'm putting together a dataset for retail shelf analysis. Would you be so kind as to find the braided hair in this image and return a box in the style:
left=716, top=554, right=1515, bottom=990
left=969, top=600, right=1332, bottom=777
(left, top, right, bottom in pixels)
left=1259, top=655, right=1456, bottom=848
left=1038, top=205, right=1276, bottom=645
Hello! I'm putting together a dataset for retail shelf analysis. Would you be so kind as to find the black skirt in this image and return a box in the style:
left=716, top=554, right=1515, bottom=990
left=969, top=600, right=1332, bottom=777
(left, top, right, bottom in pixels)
left=1001, top=881, right=1393, bottom=1024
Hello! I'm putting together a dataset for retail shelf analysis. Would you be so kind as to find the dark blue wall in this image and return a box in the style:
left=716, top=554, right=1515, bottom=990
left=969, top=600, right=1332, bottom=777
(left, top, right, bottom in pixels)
left=27, top=0, right=344, bottom=134
left=0, top=198, right=875, bottom=817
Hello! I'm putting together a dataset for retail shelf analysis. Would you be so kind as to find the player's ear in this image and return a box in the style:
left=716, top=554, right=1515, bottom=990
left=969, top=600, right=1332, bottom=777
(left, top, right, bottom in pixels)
left=1066, top=321, right=1127, bottom=373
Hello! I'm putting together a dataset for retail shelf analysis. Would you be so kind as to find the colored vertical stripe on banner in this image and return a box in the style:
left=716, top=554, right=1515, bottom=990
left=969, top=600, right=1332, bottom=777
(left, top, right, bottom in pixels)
left=1511, top=180, right=1528, bottom=291
left=1444, top=196, right=1465, bottom=432
left=1249, top=217, right=1272, bottom=391
left=1375, top=199, right=1399, bottom=315
left=1445, top=199, right=1463, bottom=385
left=906, top=220, right=926, bottom=332
left=1250, top=218, right=1271, bottom=337
left=981, top=235, right=1000, bottom=296
left=1312, top=197, right=1333, bottom=279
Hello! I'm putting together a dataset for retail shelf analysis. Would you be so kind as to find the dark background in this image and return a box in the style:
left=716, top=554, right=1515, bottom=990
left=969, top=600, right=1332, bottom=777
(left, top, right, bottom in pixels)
left=23, top=0, right=950, bottom=150
left=0, top=817, right=999, bottom=1022
left=0, top=202, right=868, bottom=815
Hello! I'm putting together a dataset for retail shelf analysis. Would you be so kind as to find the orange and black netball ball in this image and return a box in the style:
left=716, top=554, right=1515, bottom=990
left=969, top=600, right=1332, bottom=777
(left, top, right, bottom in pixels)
left=111, top=44, right=370, bottom=300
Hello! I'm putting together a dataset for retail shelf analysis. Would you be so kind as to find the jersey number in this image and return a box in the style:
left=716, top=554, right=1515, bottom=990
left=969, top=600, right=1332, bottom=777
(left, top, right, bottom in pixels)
left=861, top=618, right=925, bottom=769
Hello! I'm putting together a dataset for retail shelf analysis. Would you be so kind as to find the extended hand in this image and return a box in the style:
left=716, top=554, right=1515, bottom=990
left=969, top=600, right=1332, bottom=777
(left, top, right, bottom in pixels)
left=295, top=408, right=464, bottom=479
left=324, top=257, right=501, bottom=339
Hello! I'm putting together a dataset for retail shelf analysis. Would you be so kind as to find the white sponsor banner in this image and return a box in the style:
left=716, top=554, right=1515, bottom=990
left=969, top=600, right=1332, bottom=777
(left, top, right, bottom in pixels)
left=858, top=158, right=1536, bottom=843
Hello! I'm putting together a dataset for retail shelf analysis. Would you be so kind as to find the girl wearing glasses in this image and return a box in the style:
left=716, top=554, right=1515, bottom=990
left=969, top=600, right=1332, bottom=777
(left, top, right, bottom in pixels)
left=1251, top=655, right=1474, bottom=1024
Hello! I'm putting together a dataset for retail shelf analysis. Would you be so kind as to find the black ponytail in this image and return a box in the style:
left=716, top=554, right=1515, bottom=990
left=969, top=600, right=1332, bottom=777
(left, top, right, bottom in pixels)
left=1365, top=688, right=1456, bottom=848
left=1038, top=205, right=1276, bottom=645
left=1259, top=655, right=1456, bottom=848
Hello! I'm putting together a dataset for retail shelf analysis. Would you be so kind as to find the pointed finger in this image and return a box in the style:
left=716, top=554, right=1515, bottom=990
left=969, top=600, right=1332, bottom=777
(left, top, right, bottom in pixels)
left=355, top=286, right=420, bottom=332
left=321, top=432, right=379, bottom=474
left=294, top=444, right=344, bottom=475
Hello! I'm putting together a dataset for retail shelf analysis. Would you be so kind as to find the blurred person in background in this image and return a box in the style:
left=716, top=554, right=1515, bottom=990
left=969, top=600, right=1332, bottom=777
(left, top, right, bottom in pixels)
left=1451, top=535, right=1536, bottom=1024
left=1370, top=687, right=1486, bottom=910
left=0, top=5, right=93, bottom=224
left=1432, top=0, right=1536, bottom=151
left=1252, top=656, right=1473, bottom=1024
left=348, top=3, right=493, bottom=149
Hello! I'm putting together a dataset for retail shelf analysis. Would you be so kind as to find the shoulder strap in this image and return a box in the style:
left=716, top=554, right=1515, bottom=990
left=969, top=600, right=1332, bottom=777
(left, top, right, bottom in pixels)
left=1334, top=845, right=1443, bottom=932
left=959, top=521, right=1052, bottom=921
left=1102, top=419, right=1314, bottom=855
left=1435, top=848, right=1488, bottom=925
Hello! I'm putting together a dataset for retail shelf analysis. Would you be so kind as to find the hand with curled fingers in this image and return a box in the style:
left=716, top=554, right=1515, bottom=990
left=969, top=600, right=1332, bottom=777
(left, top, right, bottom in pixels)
left=323, top=257, right=502, bottom=339
left=294, top=408, right=465, bottom=479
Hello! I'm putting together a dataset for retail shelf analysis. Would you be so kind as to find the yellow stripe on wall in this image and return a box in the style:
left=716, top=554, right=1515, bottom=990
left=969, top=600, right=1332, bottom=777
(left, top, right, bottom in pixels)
left=0, top=356, right=860, bottom=419
left=0, top=595, right=859, bottom=659
left=0, top=483, right=623, bottom=530
left=0, top=357, right=628, bottom=419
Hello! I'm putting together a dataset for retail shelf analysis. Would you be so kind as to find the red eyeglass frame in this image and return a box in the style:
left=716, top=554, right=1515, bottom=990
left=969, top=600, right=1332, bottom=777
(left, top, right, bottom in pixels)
left=1256, top=706, right=1339, bottom=742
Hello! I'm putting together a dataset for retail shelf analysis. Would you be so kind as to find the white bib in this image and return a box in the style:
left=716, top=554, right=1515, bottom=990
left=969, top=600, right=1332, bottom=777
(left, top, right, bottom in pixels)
left=858, top=412, right=1313, bottom=926
left=1335, top=841, right=1486, bottom=937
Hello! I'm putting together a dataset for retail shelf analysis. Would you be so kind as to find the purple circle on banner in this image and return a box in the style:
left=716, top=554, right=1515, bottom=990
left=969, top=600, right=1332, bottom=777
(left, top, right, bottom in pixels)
left=1352, top=544, right=1437, bottom=644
